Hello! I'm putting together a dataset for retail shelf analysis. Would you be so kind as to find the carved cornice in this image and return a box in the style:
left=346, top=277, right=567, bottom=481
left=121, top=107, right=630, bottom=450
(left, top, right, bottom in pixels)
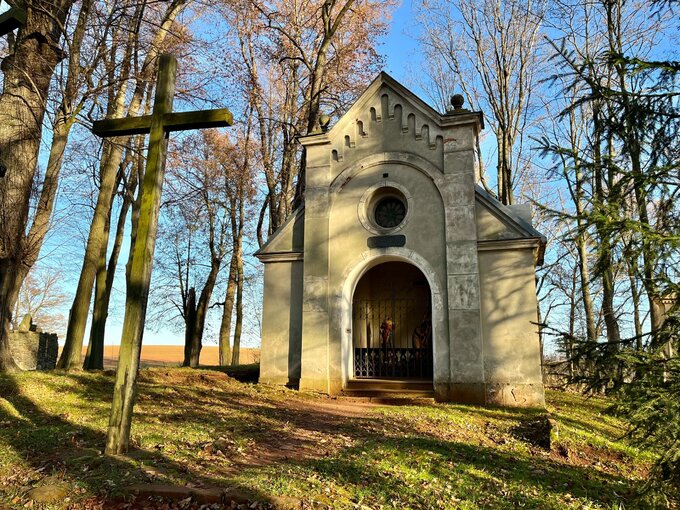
left=255, top=252, right=304, bottom=263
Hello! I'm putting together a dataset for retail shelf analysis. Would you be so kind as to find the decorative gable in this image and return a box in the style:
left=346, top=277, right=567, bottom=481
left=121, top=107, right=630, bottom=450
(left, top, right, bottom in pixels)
left=301, top=73, right=451, bottom=179
left=327, top=79, right=445, bottom=163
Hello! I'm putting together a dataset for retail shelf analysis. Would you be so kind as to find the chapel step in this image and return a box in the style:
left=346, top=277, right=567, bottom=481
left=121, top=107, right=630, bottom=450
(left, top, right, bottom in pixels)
left=341, top=379, right=435, bottom=398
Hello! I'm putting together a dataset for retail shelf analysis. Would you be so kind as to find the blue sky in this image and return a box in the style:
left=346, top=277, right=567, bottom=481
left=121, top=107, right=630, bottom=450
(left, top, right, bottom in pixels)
left=382, top=1, right=421, bottom=86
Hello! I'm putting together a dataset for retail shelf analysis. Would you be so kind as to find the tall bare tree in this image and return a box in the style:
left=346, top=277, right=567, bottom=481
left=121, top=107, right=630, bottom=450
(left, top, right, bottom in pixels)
left=202, top=119, right=256, bottom=367
left=537, top=90, right=598, bottom=344
left=160, top=132, right=233, bottom=368
left=5, top=0, right=97, bottom=322
left=83, top=141, right=142, bottom=369
left=0, top=0, right=74, bottom=371
left=58, top=0, right=189, bottom=370
left=12, top=266, right=68, bottom=334
left=222, top=0, right=392, bottom=244
left=416, top=0, right=546, bottom=204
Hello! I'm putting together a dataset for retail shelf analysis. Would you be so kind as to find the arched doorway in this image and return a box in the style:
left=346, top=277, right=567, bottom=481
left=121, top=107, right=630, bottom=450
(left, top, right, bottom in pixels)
left=352, top=261, right=433, bottom=380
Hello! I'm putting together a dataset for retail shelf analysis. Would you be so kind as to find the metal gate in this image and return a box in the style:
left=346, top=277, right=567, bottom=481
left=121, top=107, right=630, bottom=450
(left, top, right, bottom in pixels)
left=353, top=297, right=433, bottom=379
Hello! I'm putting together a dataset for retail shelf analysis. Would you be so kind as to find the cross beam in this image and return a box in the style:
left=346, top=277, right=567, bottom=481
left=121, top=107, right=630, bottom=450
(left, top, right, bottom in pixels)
left=97, top=53, right=233, bottom=454
left=92, top=108, right=233, bottom=137
left=0, top=5, right=26, bottom=37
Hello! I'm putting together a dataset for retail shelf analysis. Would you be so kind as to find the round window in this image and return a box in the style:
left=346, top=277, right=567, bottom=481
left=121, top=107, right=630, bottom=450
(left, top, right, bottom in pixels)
left=374, top=197, right=407, bottom=228
left=359, top=182, right=412, bottom=234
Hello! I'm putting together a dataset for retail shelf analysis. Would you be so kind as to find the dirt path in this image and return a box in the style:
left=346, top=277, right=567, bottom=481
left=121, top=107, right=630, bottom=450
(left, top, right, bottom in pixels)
left=222, top=394, right=386, bottom=469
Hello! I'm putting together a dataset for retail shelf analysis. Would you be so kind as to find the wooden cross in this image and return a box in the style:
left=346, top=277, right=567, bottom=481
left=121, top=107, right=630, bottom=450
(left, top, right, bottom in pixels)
left=0, top=1, right=26, bottom=37
left=93, top=53, right=233, bottom=454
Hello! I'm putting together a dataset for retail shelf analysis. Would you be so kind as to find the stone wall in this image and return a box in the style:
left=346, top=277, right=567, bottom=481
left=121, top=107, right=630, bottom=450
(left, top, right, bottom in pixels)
left=9, top=315, right=58, bottom=370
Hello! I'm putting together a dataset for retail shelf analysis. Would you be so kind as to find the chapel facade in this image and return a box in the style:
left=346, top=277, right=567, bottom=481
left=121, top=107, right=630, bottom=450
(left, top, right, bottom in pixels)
left=255, top=73, right=546, bottom=407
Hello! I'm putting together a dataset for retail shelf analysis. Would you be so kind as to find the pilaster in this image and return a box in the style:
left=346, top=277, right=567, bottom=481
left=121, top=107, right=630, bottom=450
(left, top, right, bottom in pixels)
left=441, top=113, right=485, bottom=397
left=299, top=142, right=334, bottom=393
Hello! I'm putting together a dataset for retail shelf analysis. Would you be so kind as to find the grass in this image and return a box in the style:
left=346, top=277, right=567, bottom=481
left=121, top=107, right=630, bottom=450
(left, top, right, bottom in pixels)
left=0, top=368, right=657, bottom=509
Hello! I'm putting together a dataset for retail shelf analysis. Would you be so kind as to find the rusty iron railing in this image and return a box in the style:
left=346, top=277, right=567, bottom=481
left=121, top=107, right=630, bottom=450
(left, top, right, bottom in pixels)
left=352, top=298, right=432, bottom=379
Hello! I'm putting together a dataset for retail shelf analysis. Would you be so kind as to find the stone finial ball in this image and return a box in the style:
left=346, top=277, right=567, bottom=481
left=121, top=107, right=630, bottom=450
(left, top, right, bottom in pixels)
left=319, top=114, right=331, bottom=129
left=451, top=94, right=465, bottom=109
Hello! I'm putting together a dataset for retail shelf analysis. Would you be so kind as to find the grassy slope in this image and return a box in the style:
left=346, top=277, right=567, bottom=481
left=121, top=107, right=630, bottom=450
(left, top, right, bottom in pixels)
left=0, top=369, right=653, bottom=509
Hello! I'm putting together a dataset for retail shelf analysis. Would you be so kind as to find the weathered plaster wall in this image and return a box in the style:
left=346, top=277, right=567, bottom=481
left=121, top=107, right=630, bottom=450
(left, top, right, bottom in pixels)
left=259, top=261, right=303, bottom=386
left=326, top=161, right=450, bottom=395
left=476, top=203, right=519, bottom=241
left=478, top=249, right=545, bottom=406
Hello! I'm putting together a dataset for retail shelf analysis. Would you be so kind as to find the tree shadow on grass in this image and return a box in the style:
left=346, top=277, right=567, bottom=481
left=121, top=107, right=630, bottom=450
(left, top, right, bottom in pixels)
left=0, top=372, right=278, bottom=508
left=0, top=370, right=650, bottom=509
left=546, top=392, right=629, bottom=438
left=286, top=435, right=647, bottom=509
left=0, top=369, right=387, bottom=507
left=31, top=368, right=364, bottom=458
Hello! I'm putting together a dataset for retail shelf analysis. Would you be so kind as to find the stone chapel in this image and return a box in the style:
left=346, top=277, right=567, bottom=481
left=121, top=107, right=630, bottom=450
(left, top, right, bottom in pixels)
left=254, top=73, right=546, bottom=407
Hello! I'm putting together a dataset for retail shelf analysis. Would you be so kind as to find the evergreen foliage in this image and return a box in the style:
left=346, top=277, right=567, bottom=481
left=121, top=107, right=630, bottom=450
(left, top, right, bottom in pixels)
left=613, top=339, right=680, bottom=505
left=537, top=0, right=679, bottom=503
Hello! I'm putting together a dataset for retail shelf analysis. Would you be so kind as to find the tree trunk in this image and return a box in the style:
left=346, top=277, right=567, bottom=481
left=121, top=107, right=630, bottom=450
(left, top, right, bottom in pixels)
left=231, top=244, right=244, bottom=367
left=192, top=258, right=222, bottom=368
left=0, top=261, right=19, bottom=372
left=0, top=0, right=72, bottom=372
left=536, top=294, right=544, bottom=377
left=183, top=287, right=198, bottom=367
left=562, top=107, right=597, bottom=345
left=576, top=223, right=597, bottom=343
left=218, top=248, right=238, bottom=366
left=497, top=132, right=514, bottom=205
left=628, top=266, right=643, bottom=350
left=58, top=141, right=125, bottom=369
left=83, top=201, right=113, bottom=370
left=84, top=157, right=138, bottom=370
left=567, top=266, right=577, bottom=378
left=591, top=101, right=621, bottom=346
left=601, top=264, right=620, bottom=340
left=230, top=201, right=245, bottom=367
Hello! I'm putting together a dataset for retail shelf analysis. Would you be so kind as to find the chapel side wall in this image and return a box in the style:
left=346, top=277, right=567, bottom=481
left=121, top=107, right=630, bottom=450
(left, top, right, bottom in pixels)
left=478, top=248, right=545, bottom=407
left=476, top=203, right=519, bottom=241
left=259, top=261, right=302, bottom=386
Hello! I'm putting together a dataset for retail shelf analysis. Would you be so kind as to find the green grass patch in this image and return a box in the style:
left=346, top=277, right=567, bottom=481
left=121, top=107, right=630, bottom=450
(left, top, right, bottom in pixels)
left=0, top=369, right=655, bottom=509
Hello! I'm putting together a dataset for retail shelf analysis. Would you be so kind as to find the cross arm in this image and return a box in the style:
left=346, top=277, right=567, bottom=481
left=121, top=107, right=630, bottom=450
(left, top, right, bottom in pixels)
left=92, top=115, right=153, bottom=137
left=0, top=6, right=26, bottom=36
left=163, top=108, right=233, bottom=132
left=91, top=108, right=233, bottom=138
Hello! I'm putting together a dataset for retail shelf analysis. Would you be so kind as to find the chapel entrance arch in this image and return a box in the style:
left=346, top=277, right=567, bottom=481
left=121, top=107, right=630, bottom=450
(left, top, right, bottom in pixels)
left=351, top=261, right=433, bottom=380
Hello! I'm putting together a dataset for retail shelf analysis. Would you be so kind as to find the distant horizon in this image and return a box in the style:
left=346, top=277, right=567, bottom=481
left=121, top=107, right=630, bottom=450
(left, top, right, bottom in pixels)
left=58, top=344, right=261, bottom=369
